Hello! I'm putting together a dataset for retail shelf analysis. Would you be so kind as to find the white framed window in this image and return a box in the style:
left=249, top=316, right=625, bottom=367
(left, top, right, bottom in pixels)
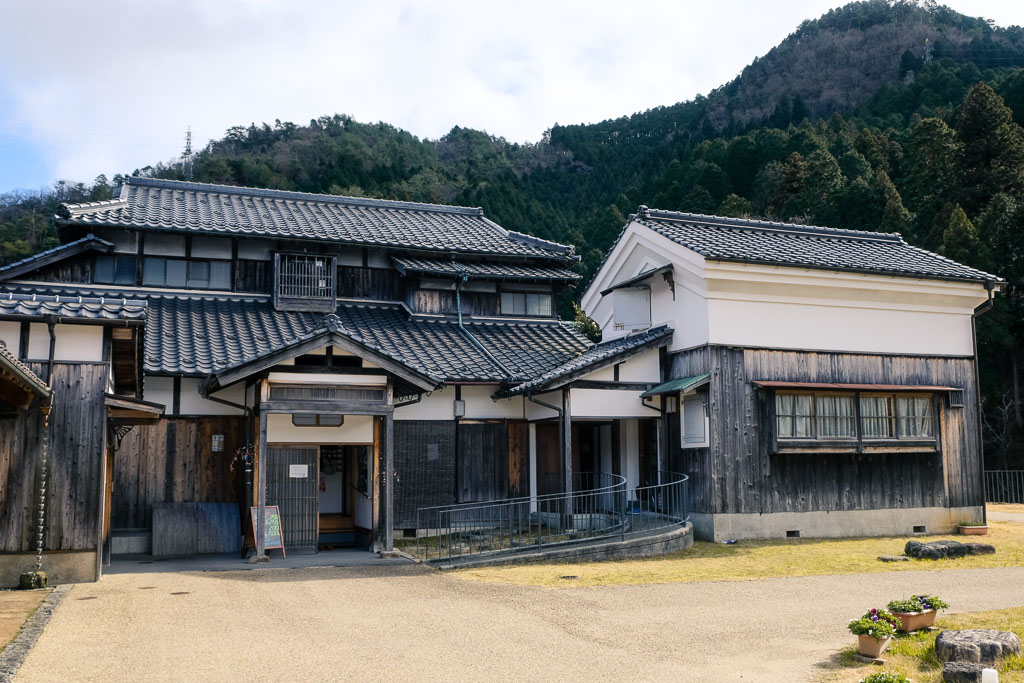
left=680, top=392, right=709, bottom=448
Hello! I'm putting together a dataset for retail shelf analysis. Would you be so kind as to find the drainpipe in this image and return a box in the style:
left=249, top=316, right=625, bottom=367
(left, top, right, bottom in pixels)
left=46, top=319, right=56, bottom=383
left=973, top=280, right=997, bottom=525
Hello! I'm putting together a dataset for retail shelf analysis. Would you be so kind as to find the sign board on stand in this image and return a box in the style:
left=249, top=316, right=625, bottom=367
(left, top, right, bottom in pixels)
left=249, top=505, right=286, bottom=558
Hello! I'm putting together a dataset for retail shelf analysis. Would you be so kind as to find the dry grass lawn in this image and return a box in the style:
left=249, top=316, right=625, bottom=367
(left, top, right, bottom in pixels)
left=0, top=589, right=46, bottom=649
left=991, top=503, right=1024, bottom=515
left=818, top=606, right=1024, bottom=682
left=454, top=520, right=1024, bottom=587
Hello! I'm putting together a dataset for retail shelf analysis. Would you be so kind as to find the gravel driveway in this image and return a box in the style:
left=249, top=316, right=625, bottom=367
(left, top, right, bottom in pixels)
left=14, top=564, right=1024, bottom=682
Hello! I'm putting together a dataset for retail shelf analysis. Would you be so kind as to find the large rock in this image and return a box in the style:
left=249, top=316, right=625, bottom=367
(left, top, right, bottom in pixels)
left=904, top=540, right=996, bottom=559
left=942, top=661, right=987, bottom=682
left=935, top=629, right=1022, bottom=665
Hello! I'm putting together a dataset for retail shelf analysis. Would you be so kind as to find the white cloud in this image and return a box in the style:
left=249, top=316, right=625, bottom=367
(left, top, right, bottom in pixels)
left=1, top=0, right=1023, bottom=187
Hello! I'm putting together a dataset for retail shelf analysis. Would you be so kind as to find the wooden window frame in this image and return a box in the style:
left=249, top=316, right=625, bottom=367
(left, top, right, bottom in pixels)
left=769, top=389, right=939, bottom=453
left=274, top=253, right=338, bottom=312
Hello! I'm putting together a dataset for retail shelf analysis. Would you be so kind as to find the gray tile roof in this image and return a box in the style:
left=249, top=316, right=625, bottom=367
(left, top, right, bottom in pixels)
left=636, top=208, right=1001, bottom=283
left=0, top=233, right=113, bottom=282
left=1, top=284, right=589, bottom=382
left=392, top=257, right=580, bottom=282
left=497, top=325, right=674, bottom=397
left=0, top=342, right=50, bottom=398
left=0, top=292, right=147, bottom=321
left=57, top=177, right=575, bottom=261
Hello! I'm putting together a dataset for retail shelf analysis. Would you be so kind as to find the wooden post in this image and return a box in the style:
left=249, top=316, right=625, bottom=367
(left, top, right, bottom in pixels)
left=255, top=380, right=269, bottom=561
left=385, top=410, right=394, bottom=552
left=561, top=389, right=573, bottom=495
left=657, top=415, right=667, bottom=479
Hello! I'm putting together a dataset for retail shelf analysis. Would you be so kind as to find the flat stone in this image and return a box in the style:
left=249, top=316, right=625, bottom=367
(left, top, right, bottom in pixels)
left=942, top=661, right=987, bottom=682
left=904, top=540, right=996, bottom=560
left=935, top=629, right=1022, bottom=665
left=878, top=555, right=910, bottom=562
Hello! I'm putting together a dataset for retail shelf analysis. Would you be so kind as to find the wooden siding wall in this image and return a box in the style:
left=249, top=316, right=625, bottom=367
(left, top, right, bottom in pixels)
left=665, top=348, right=712, bottom=513
left=112, top=416, right=244, bottom=529
left=337, top=266, right=400, bottom=300
left=393, top=420, right=455, bottom=529
left=30, top=258, right=93, bottom=285
left=405, top=289, right=498, bottom=316
left=392, top=420, right=528, bottom=528
left=0, top=362, right=106, bottom=552
left=667, top=346, right=980, bottom=517
left=234, top=259, right=273, bottom=293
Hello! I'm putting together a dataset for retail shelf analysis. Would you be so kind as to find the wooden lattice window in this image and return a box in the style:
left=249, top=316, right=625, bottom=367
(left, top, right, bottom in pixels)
left=274, top=253, right=337, bottom=312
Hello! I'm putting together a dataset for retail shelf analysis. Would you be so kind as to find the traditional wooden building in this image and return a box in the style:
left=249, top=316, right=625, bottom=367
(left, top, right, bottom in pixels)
left=0, top=178, right=672, bottom=578
left=580, top=207, right=1001, bottom=541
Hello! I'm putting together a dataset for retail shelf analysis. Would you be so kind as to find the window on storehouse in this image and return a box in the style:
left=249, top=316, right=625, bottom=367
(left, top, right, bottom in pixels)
left=775, top=391, right=935, bottom=442
left=94, top=254, right=137, bottom=285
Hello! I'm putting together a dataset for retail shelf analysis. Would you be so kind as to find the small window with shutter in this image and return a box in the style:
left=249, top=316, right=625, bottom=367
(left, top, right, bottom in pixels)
left=680, top=391, right=709, bottom=448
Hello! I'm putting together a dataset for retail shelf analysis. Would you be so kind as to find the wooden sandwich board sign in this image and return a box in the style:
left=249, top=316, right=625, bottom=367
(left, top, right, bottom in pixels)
left=250, top=506, right=286, bottom=558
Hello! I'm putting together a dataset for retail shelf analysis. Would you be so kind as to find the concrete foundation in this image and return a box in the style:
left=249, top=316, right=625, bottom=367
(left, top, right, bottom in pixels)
left=433, top=522, right=693, bottom=570
left=0, top=551, right=98, bottom=587
left=111, top=529, right=151, bottom=555
left=690, top=506, right=986, bottom=542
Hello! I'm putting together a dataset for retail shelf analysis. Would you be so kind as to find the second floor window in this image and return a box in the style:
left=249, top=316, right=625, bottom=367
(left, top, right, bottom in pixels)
left=500, top=291, right=552, bottom=316
left=143, top=257, right=230, bottom=290
left=274, top=253, right=337, bottom=312
left=94, top=254, right=137, bottom=285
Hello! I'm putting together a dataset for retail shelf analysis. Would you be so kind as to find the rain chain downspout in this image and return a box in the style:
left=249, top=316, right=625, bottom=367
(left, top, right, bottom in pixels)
left=34, top=406, right=51, bottom=575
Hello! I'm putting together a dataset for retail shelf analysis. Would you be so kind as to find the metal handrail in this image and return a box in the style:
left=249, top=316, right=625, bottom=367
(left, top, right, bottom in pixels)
left=414, top=471, right=690, bottom=563
left=985, top=469, right=1024, bottom=504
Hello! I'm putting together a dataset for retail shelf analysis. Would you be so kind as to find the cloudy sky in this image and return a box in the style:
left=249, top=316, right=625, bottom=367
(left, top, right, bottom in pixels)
left=1, top=0, right=1023, bottom=194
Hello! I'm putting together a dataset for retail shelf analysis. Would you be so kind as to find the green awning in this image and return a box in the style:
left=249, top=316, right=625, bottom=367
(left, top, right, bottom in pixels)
left=640, top=373, right=709, bottom=398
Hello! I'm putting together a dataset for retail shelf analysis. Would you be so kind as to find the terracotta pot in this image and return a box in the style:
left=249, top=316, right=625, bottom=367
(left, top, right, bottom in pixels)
left=959, top=525, right=989, bottom=536
left=857, top=634, right=892, bottom=658
left=893, top=609, right=937, bottom=632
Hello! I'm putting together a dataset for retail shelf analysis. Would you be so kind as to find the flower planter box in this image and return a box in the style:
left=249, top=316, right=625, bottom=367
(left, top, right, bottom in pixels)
left=892, top=609, right=937, bottom=632
left=858, top=634, right=892, bottom=658
left=959, top=525, right=989, bottom=536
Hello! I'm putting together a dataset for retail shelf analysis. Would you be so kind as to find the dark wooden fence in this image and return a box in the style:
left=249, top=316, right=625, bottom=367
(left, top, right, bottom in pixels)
left=0, top=362, right=106, bottom=552
left=112, top=416, right=244, bottom=529
left=985, top=470, right=1024, bottom=504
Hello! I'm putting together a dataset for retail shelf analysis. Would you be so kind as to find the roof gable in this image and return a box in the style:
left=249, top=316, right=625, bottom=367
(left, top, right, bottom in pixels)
left=635, top=208, right=1000, bottom=284
left=0, top=234, right=113, bottom=282
left=57, top=178, right=575, bottom=261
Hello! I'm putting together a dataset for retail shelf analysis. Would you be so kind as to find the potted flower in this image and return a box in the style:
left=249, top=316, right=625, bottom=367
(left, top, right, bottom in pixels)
left=886, top=594, right=949, bottom=632
left=958, top=524, right=989, bottom=536
left=849, top=608, right=900, bottom=658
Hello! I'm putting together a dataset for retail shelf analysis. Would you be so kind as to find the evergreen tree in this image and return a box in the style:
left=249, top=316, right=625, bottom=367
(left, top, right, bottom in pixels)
left=875, top=171, right=913, bottom=234
left=940, top=205, right=983, bottom=268
left=717, top=194, right=753, bottom=218
left=956, top=82, right=1024, bottom=214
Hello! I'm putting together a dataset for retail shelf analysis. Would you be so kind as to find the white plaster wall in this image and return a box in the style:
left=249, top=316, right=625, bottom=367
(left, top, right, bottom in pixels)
left=461, top=385, right=524, bottom=420
left=582, top=366, right=615, bottom=381
left=618, top=350, right=661, bottom=382
left=0, top=321, right=20, bottom=356
left=237, top=239, right=274, bottom=261
left=103, top=228, right=138, bottom=253
left=335, top=248, right=362, bottom=267
left=267, top=413, right=374, bottom=443
left=27, top=323, right=103, bottom=361
left=395, top=388, right=454, bottom=420
left=524, top=391, right=560, bottom=421
left=143, top=376, right=174, bottom=410
left=143, top=233, right=186, bottom=256
left=570, top=389, right=659, bottom=419
left=581, top=221, right=709, bottom=351
left=704, top=263, right=990, bottom=356
left=191, top=236, right=232, bottom=259
left=367, top=249, right=390, bottom=269
left=179, top=378, right=245, bottom=415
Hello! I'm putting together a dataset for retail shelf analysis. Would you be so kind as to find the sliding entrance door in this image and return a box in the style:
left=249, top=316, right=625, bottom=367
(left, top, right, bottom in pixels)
left=265, top=446, right=319, bottom=553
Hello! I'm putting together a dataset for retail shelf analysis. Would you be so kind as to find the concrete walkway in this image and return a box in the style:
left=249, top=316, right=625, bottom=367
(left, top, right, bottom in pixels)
left=14, top=564, right=1024, bottom=682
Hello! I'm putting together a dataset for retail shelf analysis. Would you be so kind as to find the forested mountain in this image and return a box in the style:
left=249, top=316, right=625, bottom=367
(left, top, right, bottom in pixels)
left=5, top=0, right=1024, bottom=465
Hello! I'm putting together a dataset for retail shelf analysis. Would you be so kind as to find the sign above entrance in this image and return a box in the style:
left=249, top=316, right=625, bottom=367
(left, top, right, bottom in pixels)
left=289, top=464, right=309, bottom=478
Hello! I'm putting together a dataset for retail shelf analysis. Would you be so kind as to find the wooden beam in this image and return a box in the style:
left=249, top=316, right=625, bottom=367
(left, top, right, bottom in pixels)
left=258, top=400, right=392, bottom=415
left=256, top=380, right=269, bottom=561
left=385, top=409, right=394, bottom=551
left=561, top=388, right=572, bottom=497
left=569, top=380, right=657, bottom=391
